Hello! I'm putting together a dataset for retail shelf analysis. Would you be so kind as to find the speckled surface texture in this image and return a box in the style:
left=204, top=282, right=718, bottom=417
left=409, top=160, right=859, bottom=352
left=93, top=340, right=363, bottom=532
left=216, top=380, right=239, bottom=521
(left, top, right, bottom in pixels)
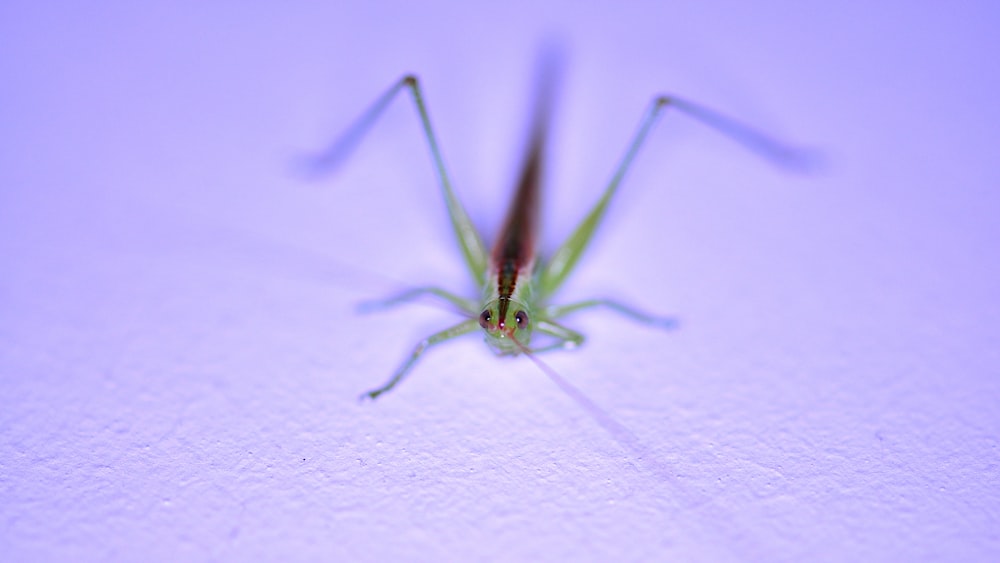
left=2, top=1, right=998, bottom=561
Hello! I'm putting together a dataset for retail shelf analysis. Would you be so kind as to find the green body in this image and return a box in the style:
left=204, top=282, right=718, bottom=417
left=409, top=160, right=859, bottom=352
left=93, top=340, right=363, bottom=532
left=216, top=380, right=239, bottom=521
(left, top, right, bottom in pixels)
left=313, top=70, right=800, bottom=399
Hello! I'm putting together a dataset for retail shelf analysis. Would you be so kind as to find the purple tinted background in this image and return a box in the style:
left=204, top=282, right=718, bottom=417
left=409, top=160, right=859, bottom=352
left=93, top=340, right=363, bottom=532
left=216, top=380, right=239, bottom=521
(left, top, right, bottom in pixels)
left=2, top=1, right=999, bottom=560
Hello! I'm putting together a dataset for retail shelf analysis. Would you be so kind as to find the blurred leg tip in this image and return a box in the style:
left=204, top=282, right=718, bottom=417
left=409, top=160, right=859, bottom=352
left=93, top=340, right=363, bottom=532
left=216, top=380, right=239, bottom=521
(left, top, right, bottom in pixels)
left=656, top=317, right=680, bottom=330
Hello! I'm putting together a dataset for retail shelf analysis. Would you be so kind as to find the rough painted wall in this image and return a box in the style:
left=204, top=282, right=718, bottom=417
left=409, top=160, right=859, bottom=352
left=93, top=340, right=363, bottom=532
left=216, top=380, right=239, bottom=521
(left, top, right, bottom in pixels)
left=2, top=1, right=998, bottom=560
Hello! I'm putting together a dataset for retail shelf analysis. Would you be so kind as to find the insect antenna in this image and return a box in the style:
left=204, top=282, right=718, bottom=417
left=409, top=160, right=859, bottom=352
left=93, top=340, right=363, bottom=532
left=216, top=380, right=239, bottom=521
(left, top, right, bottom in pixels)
left=510, top=334, right=648, bottom=456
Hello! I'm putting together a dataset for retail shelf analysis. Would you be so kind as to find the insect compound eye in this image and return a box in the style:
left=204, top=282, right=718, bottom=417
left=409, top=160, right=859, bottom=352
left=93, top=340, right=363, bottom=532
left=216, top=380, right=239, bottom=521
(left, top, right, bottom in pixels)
left=514, top=310, right=529, bottom=329
left=479, top=310, right=492, bottom=329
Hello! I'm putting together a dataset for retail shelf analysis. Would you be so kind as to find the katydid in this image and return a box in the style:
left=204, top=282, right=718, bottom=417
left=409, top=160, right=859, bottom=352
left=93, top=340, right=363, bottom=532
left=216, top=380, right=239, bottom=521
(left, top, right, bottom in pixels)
left=311, top=70, right=802, bottom=400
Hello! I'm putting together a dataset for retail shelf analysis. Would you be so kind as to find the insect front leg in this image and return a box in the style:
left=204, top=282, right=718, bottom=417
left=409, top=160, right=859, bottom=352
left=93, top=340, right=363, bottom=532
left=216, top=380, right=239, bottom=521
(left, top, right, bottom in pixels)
left=531, top=319, right=586, bottom=352
left=361, top=318, right=479, bottom=401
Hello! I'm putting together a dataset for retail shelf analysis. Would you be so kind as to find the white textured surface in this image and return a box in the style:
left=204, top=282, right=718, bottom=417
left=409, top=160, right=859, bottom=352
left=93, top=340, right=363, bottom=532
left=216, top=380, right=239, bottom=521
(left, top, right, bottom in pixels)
left=2, top=1, right=998, bottom=561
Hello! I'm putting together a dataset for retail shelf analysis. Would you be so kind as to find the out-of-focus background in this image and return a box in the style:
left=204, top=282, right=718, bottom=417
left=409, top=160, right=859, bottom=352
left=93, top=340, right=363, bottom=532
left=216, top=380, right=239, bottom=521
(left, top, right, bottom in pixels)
left=2, top=1, right=998, bottom=560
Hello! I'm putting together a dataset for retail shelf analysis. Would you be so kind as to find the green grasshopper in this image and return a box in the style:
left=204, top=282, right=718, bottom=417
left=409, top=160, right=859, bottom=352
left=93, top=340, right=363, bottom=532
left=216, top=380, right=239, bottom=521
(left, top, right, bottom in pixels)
left=312, top=66, right=801, bottom=400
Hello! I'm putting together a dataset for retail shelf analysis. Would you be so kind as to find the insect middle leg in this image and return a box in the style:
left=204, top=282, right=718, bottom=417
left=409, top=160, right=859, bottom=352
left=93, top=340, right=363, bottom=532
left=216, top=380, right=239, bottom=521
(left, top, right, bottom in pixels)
left=545, top=299, right=679, bottom=330
left=357, top=286, right=479, bottom=316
